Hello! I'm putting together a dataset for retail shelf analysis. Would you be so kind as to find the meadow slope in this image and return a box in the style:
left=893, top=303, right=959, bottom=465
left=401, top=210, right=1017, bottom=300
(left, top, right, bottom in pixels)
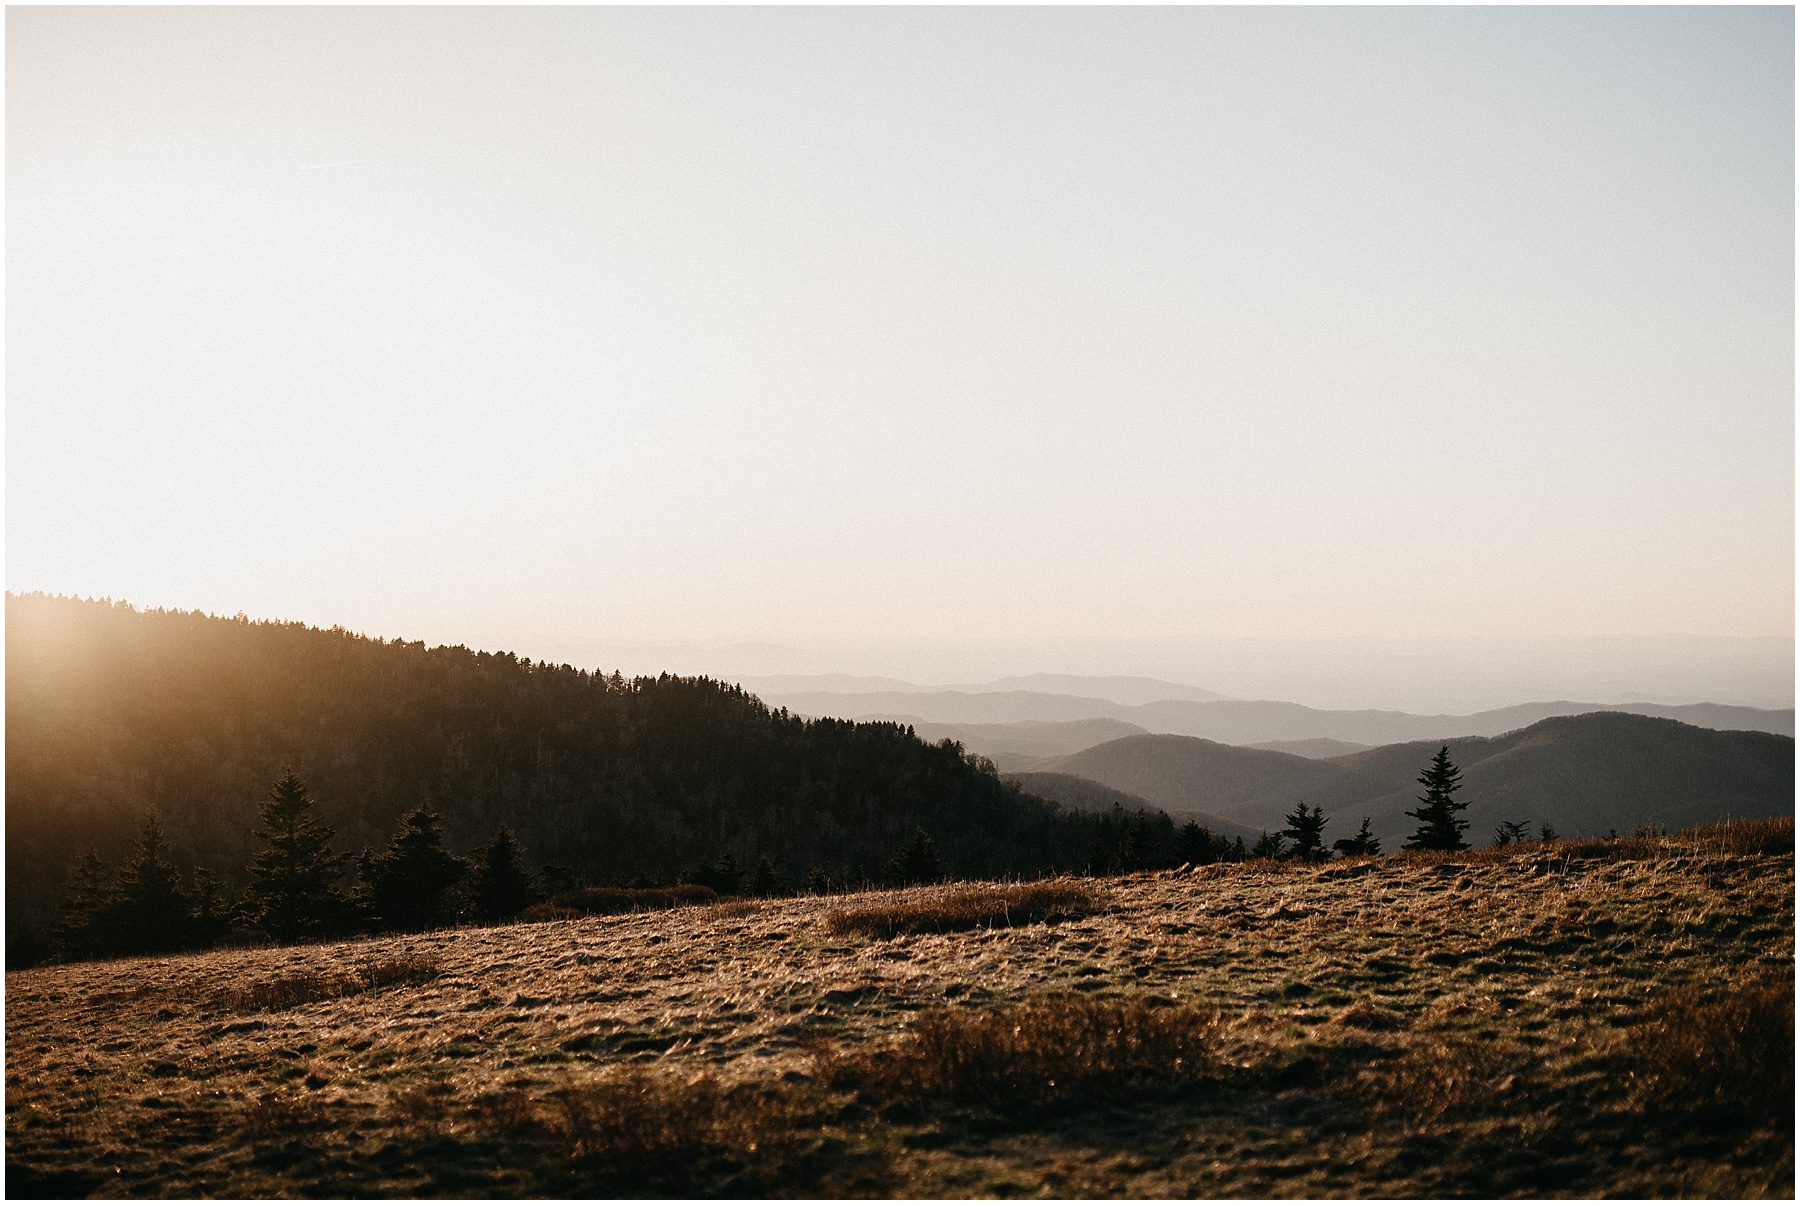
left=6, top=826, right=1792, bottom=1198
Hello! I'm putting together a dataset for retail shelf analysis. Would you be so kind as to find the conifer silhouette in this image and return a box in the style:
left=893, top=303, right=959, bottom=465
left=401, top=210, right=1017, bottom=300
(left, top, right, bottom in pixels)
left=1404, top=746, right=1471, bottom=851
left=112, top=810, right=193, bottom=953
left=1492, top=819, right=1532, bottom=847
left=749, top=854, right=786, bottom=897
left=467, top=824, right=536, bottom=922
left=1332, top=816, right=1382, bottom=857
left=359, top=805, right=467, bottom=931
left=1279, top=800, right=1329, bottom=860
left=885, top=828, right=944, bottom=886
left=1178, top=820, right=1216, bottom=866
left=51, top=851, right=115, bottom=960
left=245, top=770, right=350, bottom=942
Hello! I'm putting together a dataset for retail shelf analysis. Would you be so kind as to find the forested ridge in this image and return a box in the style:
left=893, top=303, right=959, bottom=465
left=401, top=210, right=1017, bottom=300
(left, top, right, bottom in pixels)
left=8, top=594, right=1154, bottom=941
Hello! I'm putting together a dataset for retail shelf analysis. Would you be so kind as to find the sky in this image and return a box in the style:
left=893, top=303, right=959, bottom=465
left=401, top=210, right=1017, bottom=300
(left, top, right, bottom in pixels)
left=7, top=8, right=1794, bottom=710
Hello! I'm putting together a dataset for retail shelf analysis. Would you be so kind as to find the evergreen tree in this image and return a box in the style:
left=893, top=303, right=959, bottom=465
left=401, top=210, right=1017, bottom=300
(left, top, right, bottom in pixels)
left=1249, top=830, right=1286, bottom=860
left=1178, top=820, right=1216, bottom=866
left=1404, top=746, right=1470, bottom=851
left=683, top=853, right=743, bottom=896
left=1279, top=800, right=1329, bottom=861
left=748, top=854, right=786, bottom=897
left=1492, top=820, right=1533, bottom=847
left=1539, top=820, right=1559, bottom=843
left=245, top=770, right=351, bottom=943
left=189, top=866, right=233, bottom=947
left=885, top=828, right=944, bottom=886
left=112, top=810, right=193, bottom=954
left=1121, top=809, right=1156, bottom=871
left=467, top=825, right=537, bottom=923
left=1332, top=816, right=1382, bottom=858
left=715, top=852, right=742, bottom=896
left=1229, top=836, right=1248, bottom=862
left=51, top=851, right=115, bottom=961
left=359, top=805, right=467, bottom=932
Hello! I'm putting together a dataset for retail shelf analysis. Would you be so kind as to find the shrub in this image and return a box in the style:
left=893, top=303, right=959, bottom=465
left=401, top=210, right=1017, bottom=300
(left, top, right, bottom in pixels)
left=1624, top=969, right=1794, bottom=1127
left=359, top=1069, right=828, bottom=1194
left=219, top=955, right=440, bottom=1011
left=818, top=995, right=1220, bottom=1107
left=826, top=881, right=1097, bottom=939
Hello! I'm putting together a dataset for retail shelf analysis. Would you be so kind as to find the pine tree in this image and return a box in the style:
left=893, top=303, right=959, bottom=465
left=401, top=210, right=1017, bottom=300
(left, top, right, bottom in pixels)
left=885, top=828, right=943, bottom=886
left=716, top=852, right=742, bottom=896
left=51, top=851, right=116, bottom=961
left=112, top=810, right=193, bottom=954
left=1492, top=820, right=1532, bottom=847
left=748, top=854, right=786, bottom=897
left=1539, top=820, right=1559, bottom=843
left=245, top=770, right=351, bottom=943
left=1332, top=816, right=1382, bottom=858
left=1121, top=809, right=1156, bottom=871
left=1178, top=821, right=1216, bottom=866
left=189, top=866, right=233, bottom=947
left=467, top=825, right=537, bottom=923
left=1279, top=800, right=1329, bottom=861
left=1404, top=746, right=1470, bottom=851
left=1249, top=830, right=1286, bottom=860
left=359, top=805, right=467, bottom=932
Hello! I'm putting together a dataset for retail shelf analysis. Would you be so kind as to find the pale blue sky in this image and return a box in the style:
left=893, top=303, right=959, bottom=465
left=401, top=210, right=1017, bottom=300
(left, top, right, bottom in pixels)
left=8, top=8, right=1793, bottom=707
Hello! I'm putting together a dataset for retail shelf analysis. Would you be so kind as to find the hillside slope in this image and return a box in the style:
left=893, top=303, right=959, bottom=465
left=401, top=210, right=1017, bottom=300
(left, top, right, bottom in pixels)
left=859, top=716, right=1150, bottom=767
left=8, top=826, right=1790, bottom=1197
left=1003, top=771, right=1256, bottom=840
left=5, top=595, right=1112, bottom=932
left=1044, top=713, right=1794, bottom=848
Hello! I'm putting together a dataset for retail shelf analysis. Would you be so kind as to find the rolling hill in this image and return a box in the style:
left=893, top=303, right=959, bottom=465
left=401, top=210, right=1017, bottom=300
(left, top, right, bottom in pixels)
left=1041, top=712, right=1794, bottom=849
left=1002, top=771, right=1256, bottom=841
left=856, top=716, right=1150, bottom=768
left=4, top=594, right=1128, bottom=937
left=764, top=687, right=1794, bottom=745
left=1244, top=737, right=1373, bottom=758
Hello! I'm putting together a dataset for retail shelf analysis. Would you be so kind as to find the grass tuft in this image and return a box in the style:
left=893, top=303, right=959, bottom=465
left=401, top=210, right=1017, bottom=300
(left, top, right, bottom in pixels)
left=819, top=994, right=1219, bottom=1107
left=826, top=881, right=1097, bottom=939
left=1624, top=968, right=1794, bottom=1125
left=218, top=955, right=440, bottom=1012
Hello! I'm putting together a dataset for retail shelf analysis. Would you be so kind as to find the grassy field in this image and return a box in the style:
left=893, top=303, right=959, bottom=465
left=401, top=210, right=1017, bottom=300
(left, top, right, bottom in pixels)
left=7, top=821, right=1792, bottom=1198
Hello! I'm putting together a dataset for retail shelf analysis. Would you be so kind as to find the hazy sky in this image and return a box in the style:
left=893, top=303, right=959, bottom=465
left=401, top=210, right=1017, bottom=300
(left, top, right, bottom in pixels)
left=8, top=8, right=1794, bottom=707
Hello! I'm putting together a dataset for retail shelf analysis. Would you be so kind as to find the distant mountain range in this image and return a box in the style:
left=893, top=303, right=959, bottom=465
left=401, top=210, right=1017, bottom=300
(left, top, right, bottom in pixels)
left=1003, top=772, right=1258, bottom=842
left=1035, top=712, right=1793, bottom=849
left=742, top=673, right=1232, bottom=707
left=758, top=681, right=1794, bottom=748
left=859, top=717, right=1150, bottom=765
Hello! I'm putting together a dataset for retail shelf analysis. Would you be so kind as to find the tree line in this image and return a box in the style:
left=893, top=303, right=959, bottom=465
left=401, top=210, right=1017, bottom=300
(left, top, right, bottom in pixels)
left=44, top=772, right=541, bottom=963
left=7, top=594, right=1129, bottom=948
left=32, top=739, right=1555, bottom=967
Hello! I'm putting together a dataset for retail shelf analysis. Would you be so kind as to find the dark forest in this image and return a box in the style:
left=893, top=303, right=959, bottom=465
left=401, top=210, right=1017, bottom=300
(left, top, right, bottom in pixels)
left=7, top=594, right=1183, bottom=949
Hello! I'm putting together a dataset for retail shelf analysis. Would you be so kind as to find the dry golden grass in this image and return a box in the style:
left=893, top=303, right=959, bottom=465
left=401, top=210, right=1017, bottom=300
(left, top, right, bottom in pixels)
left=825, top=879, right=1098, bottom=938
left=6, top=820, right=1792, bottom=1198
left=214, top=954, right=440, bottom=1011
left=820, top=994, right=1220, bottom=1106
left=1625, top=967, right=1794, bottom=1123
